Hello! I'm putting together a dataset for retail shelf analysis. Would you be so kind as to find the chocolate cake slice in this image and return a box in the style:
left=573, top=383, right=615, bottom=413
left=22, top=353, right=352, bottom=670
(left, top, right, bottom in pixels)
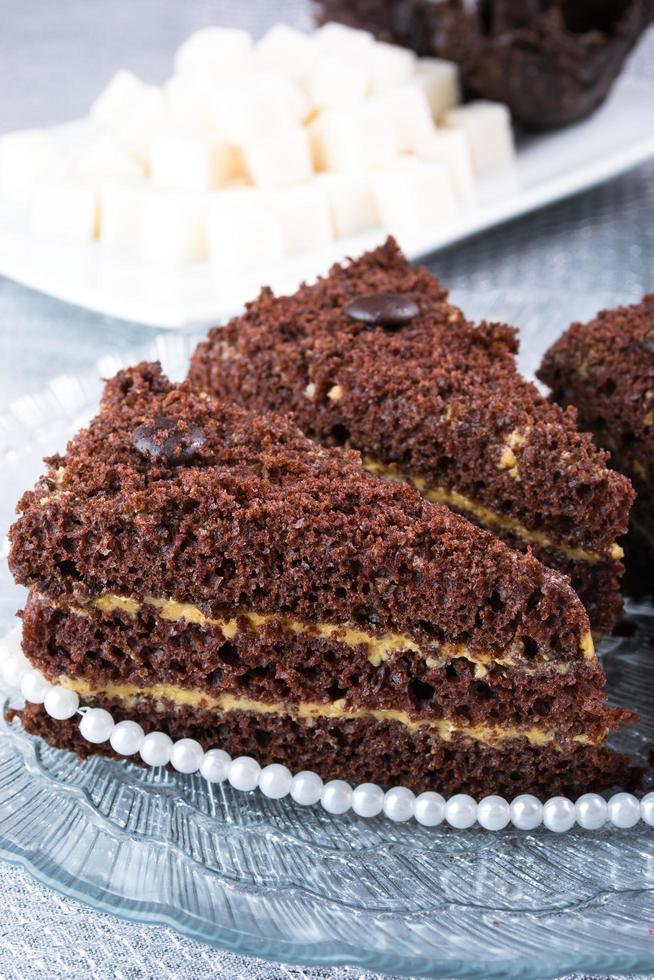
left=188, top=238, right=634, bottom=635
left=539, top=295, right=654, bottom=598
left=8, top=362, right=635, bottom=797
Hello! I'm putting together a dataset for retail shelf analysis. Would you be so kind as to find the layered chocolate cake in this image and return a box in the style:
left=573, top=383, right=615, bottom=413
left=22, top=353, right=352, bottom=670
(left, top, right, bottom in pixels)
left=188, top=239, right=634, bottom=635
left=8, top=363, right=635, bottom=796
left=316, top=0, right=654, bottom=129
left=539, top=295, right=654, bottom=598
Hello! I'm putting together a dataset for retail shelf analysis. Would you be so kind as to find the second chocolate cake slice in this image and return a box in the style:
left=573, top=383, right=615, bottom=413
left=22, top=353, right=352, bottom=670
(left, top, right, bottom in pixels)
left=189, top=239, right=634, bottom=635
left=8, top=362, right=634, bottom=797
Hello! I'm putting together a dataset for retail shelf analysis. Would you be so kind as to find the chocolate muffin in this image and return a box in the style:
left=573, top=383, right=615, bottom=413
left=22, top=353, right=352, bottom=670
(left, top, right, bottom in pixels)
left=315, top=0, right=654, bottom=128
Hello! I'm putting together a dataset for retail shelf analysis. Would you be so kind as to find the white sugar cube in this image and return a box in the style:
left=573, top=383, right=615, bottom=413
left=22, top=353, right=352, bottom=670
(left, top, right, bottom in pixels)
left=212, top=76, right=298, bottom=143
left=414, top=58, right=461, bottom=119
left=164, top=75, right=222, bottom=131
left=444, top=100, right=515, bottom=173
left=256, top=25, right=314, bottom=79
left=363, top=42, right=415, bottom=95
left=151, top=134, right=241, bottom=191
left=0, top=129, right=67, bottom=205
left=314, top=173, right=377, bottom=237
left=376, top=85, right=436, bottom=152
left=309, top=102, right=396, bottom=173
left=99, top=180, right=146, bottom=250
left=313, top=23, right=375, bottom=61
left=371, top=161, right=457, bottom=236
left=243, top=128, right=313, bottom=189
left=301, top=55, right=369, bottom=112
left=266, top=184, right=333, bottom=255
left=207, top=189, right=284, bottom=273
left=139, top=190, right=208, bottom=265
left=90, top=71, right=167, bottom=166
left=91, top=70, right=145, bottom=127
left=72, top=134, right=145, bottom=182
left=31, top=180, right=99, bottom=243
left=416, top=130, right=475, bottom=206
left=174, top=28, right=255, bottom=82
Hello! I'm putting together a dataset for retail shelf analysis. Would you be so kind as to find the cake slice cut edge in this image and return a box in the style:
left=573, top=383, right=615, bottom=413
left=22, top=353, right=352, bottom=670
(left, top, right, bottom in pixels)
left=8, top=362, right=638, bottom=798
left=538, top=293, right=654, bottom=599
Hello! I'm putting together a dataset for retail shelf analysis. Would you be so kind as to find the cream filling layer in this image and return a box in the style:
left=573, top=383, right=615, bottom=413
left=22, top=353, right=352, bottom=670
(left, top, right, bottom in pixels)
left=361, top=456, right=623, bottom=565
left=62, top=677, right=601, bottom=748
left=77, top=593, right=595, bottom=668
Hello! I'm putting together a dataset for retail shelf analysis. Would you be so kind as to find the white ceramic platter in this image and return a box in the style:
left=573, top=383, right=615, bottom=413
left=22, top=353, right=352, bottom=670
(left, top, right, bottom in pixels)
left=1, top=75, right=653, bottom=329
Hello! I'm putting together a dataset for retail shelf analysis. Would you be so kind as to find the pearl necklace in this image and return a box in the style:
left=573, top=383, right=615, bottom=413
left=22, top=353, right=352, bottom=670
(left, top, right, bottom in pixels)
left=2, top=626, right=651, bottom=831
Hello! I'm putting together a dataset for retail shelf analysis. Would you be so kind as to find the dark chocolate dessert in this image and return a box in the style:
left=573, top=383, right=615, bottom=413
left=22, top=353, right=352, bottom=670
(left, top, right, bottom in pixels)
left=8, top=362, right=635, bottom=796
left=189, top=238, right=634, bottom=635
left=539, top=294, right=654, bottom=598
left=315, top=0, right=654, bottom=129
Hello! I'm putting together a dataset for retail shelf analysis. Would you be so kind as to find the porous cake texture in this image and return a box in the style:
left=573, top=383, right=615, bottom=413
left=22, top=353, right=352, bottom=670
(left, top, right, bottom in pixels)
left=539, top=295, right=654, bottom=598
left=188, top=238, right=634, bottom=635
left=9, top=363, right=635, bottom=796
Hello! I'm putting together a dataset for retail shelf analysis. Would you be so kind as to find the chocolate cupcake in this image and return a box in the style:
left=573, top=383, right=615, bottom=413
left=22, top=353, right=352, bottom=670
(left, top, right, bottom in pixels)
left=315, top=0, right=654, bottom=129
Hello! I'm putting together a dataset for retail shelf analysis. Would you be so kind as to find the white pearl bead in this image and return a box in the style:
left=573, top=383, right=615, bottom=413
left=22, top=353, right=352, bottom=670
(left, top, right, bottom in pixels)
left=110, top=720, right=144, bottom=756
left=445, top=794, right=477, bottom=829
left=608, top=792, right=640, bottom=829
left=414, top=791, right=445, bottom=827
left=20, top=668, right=52, bottom=704
left=170, top=738, right=204, bottom=774
left=320, top=779, right=352, bottom=815
left=352, top=782, right=384, bottom=818
left=543, top=796, right=576, bottom=832
left=139, top=730, right=173, bottom=767
left=575, top=793, right=608, bottom=830
left=641, top=792, right=654, bottom=827
left=258, top=763, right=293, bottom=799
left=1, top=650, right=30, bottom=689
left=290, top=770, right=323, bottom=806
left=200, top=748, right=232, bottom=783
left=79, top=707, right=115, bottom=744
left=228, top=756, right=260, bottom=792
left=477, top=795, right=510, bottom=831
left=510, top=794, right=543, bottom=830
left=383, top=786, right=415, bottom=822
left=43, top=685, right=79, bottom=720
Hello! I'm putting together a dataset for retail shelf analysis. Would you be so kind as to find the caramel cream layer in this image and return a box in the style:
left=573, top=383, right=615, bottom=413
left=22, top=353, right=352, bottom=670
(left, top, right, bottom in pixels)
left=76, top=593, right=595, bottom=669
left=361, top=456, right=623, bottom=565
left=63, top=677, right=601, bottom=748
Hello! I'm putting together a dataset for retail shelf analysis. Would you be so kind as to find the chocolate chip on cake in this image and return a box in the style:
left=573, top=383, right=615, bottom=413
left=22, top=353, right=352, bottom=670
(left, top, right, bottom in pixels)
left=345, top=292, right=419, bottom=330
left=132, top=413, right=206, bottom=465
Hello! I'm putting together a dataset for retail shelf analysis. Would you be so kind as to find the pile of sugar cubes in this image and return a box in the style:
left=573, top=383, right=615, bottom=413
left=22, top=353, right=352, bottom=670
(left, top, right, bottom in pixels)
left=0, top=23, right=516, bottom=272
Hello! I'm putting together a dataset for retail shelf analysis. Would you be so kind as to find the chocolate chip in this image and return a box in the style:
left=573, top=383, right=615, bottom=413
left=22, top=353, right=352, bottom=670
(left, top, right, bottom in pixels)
left=641, top=325, right=654, bottom=354
left=345, top=292, right=420, bottom=330
left=133, top=414, right=206, bottom=465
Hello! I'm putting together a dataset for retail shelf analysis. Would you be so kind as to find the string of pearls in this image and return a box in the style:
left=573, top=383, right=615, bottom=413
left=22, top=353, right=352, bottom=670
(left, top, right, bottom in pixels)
left=2, top=626, right=652, bottom=832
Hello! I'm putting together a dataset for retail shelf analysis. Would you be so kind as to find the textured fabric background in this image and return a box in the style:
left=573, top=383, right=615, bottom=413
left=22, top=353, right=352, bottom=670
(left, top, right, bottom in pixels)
left=0, top=2, right=653, bottom=977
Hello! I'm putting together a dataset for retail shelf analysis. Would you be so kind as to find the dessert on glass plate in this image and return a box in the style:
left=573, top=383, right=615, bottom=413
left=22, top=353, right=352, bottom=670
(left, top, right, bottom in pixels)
left=4, top=361, right=639, bottom=802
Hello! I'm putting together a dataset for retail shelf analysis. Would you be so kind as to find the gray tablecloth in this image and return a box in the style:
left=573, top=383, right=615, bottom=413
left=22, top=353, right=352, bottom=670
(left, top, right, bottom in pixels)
left=0, top=2, right=653, bottom=977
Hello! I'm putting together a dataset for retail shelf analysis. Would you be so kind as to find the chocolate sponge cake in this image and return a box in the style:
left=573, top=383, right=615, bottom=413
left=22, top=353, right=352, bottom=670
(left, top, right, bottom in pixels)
left=188, top=239, right=634, bottom=635
left=8, top=362, right=635, bottom=797
left=539, top=295, right=654, bottom=597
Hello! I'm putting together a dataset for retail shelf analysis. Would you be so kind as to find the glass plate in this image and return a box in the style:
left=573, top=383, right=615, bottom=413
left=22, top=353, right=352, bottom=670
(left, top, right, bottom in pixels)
left=1, top=300, right=654, bottom=979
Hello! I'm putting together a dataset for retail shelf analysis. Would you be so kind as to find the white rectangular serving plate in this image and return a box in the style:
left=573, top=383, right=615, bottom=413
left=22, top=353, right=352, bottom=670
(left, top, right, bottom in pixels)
left=1, top=75, right=653, bottom=329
